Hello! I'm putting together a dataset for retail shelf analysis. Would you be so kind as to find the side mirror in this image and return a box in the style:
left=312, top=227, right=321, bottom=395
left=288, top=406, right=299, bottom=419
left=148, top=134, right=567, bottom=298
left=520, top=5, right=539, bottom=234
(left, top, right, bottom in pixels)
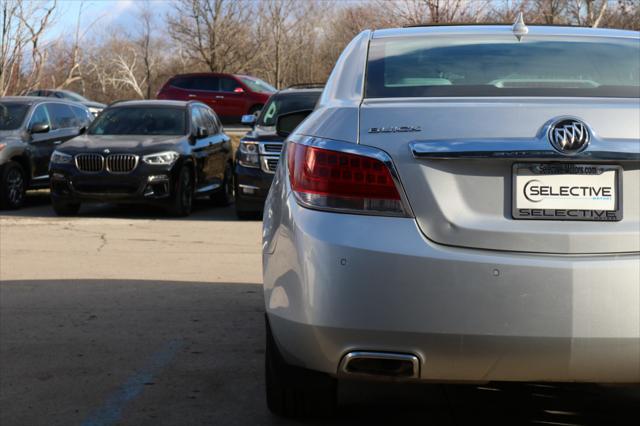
left=196, top=126, right=209, bottom=139
left=30, top=122, right=50, bottom=134
left=241, top=114, right=256, bottom=125
left=79, top=126, right=87, bottom=135
left=275, top=109, right=313, bottom=138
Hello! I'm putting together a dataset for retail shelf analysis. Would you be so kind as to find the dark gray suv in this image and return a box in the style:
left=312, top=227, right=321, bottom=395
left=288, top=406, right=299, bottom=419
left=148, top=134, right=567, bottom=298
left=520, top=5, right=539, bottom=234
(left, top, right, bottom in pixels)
left=0, top=97, right=92, bottom=209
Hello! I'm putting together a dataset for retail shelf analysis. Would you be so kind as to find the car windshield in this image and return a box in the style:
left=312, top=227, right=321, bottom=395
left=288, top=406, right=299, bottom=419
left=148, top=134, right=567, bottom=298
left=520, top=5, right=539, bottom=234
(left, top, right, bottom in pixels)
left=257, top=92, right=320, bottom=127
left=366, top=35, right=640, bottom=98
left=88, top=107, right=186, bottom=136
left=239, top=76, right=276, bottom=94
left=0, top=103, right=29, bottom=130
left=60, top=91, right=89, bottom=102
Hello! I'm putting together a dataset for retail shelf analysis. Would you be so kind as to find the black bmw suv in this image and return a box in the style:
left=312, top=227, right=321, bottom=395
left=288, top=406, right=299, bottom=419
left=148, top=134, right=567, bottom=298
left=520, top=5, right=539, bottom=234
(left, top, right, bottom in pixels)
left=49, top=100, right=233, bottom=216
left=234, top=85, right=322, bottom=219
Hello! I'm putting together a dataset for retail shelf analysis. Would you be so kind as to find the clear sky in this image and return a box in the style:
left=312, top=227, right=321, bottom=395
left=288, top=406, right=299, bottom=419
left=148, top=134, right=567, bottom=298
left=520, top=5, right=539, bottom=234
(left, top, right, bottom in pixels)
left=51, top=0, right=172, bottom=40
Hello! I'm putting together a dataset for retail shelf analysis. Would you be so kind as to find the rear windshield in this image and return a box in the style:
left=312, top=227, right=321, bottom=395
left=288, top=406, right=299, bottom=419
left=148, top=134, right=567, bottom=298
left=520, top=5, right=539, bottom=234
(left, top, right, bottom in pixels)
left=258, top=92, right=320, bottom=126
left=366, top=35, right=640, bottom=98
left=88, top=107, right=186, bottom=136
left=0, top=103, right=29, bottom=130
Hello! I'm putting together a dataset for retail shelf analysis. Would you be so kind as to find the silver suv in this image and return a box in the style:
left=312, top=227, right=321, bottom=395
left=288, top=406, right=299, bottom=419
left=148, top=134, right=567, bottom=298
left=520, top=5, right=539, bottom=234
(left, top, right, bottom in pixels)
left=262, top=23, right=640, bottom=417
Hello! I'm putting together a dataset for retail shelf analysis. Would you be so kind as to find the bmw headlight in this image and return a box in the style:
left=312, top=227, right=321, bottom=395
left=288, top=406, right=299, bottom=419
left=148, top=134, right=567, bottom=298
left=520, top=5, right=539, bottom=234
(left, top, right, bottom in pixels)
left=238, top=141, right=259, bottom=168
left=50, top=150, right=73, bottom=164
left=142, top=151, right=180, bottom=165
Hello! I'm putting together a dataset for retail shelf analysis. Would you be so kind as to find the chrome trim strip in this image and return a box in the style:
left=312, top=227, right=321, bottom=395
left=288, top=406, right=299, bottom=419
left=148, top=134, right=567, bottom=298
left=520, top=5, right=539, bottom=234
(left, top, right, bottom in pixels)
left=410, top=137, right=640, bottom=161
left=195, top=182, right=221, bottom=193
left=32, top=175, right=49, bottom=180
left=238, top=184, right=260, bottom=190
left=258, top=141, right=283, bottom=155
left=339, top=351, right=420, bottom=380
left=260, top=155, right=279, bottom=174
left=290, top=135, right=415, bottom=217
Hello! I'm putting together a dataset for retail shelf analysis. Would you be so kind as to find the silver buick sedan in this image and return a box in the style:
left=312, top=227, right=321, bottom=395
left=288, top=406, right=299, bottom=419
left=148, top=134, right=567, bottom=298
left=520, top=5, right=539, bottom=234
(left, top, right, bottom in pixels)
left=262, top=22, right=640, bottom=417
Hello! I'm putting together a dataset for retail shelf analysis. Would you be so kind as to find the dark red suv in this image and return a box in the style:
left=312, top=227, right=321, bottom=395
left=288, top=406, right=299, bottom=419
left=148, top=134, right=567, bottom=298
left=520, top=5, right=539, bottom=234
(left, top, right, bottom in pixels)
left=157, top=73, right=276, bottom=123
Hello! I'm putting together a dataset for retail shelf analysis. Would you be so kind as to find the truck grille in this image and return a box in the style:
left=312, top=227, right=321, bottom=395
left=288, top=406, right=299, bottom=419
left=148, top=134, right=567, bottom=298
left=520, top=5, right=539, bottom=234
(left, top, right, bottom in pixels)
left=266, top=158, right=279, bottom=173
left=106, top=154, right=138, bottom=173
left=75, top=154, right=104, bottom=172
left=262, top=143, right=283, bottom=153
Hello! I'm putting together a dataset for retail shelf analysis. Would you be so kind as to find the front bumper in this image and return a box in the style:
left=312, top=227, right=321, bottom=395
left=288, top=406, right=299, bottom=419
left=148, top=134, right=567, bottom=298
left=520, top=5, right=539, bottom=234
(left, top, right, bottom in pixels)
left=234, top=162, right=274, bottom=212
left=263, top=194, right=640, bottom=383
left=49, top=162, right=178, bottom=205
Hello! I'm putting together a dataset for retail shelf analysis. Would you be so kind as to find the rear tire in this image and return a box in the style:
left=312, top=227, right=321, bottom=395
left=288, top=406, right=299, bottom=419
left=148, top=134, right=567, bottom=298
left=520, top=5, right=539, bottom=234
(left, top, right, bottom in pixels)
left=211, top=163, right=234, bottom=206
left=265, top=316, right=337, bottom=418
left=52, top=199, right=80, bottom=216
left=0, top=161, right=26, bottom=209
left=168, top=166, right=193, bottom=217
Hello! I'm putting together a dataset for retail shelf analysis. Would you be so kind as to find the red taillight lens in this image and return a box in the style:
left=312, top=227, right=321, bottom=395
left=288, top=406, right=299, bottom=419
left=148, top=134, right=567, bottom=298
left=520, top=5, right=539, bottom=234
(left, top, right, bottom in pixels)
left=287, top=142, right=406, bottom=215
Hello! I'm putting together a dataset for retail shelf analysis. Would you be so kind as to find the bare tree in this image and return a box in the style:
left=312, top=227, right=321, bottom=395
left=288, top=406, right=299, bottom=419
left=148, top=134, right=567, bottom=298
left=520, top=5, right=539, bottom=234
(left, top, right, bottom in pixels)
left=569, top=0, right=608, bottom=27
left=0, top=0, right=57, bottom=96
left=136, top=0, right=156, bottom=99
left=167, top=0, right=258, bottom=73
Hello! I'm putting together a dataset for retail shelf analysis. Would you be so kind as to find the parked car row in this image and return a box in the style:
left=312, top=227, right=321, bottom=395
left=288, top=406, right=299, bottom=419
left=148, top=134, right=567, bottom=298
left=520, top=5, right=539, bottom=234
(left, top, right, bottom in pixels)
left=157, top=72, right=276, bottom=123
left=0, top=97, right=234, bottom=216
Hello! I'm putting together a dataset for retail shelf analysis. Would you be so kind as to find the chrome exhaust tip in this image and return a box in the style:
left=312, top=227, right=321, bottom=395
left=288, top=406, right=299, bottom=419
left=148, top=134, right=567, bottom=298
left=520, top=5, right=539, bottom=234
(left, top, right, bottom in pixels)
left=339, top=351, right=420, bottom=380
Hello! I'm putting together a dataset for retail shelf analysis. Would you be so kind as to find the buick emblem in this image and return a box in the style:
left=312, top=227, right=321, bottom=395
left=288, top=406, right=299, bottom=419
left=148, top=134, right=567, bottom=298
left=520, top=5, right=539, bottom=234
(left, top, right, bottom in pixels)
left=548, top=119, right=590, bottom=154
left=103, top=149, right=110, bottom=154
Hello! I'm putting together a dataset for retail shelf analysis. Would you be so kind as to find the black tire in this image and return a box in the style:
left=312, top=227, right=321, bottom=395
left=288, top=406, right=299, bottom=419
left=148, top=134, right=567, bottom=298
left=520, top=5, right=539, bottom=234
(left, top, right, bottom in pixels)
left=265, top=316, right=337, bottom=418
left=0, top=161, right=27, bottom=209
left=211, top=163, right=234, bottom=206
left=168, top=166, right=194, bottom=217
left=52, top=198, right=80, bottom=216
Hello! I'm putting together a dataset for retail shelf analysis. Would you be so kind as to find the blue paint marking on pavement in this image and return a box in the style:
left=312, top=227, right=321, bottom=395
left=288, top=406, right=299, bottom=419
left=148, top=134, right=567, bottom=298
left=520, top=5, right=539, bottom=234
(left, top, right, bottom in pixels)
left=81, top=339, right=183, bottom=426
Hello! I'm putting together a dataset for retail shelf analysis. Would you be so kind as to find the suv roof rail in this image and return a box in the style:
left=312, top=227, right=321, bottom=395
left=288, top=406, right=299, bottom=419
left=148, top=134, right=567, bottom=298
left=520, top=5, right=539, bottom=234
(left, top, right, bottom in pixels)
left=402, top=22, right=590, bottom=28
left=284, top=83, right=325, bottom=90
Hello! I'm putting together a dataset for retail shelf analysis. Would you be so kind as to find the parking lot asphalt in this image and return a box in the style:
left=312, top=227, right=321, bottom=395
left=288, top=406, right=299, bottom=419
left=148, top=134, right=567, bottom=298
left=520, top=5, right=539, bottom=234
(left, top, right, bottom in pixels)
left=1, top=192, right=639, bottom=426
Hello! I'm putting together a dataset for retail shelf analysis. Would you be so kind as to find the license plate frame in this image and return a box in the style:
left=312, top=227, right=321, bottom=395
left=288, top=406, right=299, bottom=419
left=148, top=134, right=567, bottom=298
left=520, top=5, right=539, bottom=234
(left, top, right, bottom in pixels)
left=512, top=163, right=623, bottom=221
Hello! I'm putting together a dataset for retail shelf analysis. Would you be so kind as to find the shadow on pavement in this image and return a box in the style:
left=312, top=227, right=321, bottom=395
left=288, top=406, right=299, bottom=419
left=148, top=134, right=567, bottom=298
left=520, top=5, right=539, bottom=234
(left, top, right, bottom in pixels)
left=0, top=190, right=261, bottom=222
left=1, top=279, right=638, bottom=426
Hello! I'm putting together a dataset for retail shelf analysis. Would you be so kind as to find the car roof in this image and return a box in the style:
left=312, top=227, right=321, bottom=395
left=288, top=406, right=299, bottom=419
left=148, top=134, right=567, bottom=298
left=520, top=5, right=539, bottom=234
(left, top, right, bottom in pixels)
left=109, top=100, right=191, bottom=108
left=275, top=88, right=324, bottom=95
left=0, top=96, right=84, bottom=106
left=171, top=72, right=236, bottom=78
left=373, top=24, right=639, bottom=39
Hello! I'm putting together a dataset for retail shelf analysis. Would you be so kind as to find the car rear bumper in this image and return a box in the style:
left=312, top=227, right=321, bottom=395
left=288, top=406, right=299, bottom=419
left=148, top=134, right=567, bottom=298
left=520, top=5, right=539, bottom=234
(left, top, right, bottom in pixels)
left=263, top=194, right=640, bottom=383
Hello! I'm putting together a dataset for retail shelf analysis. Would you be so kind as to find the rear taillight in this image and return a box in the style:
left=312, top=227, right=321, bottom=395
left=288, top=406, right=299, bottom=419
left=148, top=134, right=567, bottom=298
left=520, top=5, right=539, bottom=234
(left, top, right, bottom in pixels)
left=287, top=142, right=408, bottom=216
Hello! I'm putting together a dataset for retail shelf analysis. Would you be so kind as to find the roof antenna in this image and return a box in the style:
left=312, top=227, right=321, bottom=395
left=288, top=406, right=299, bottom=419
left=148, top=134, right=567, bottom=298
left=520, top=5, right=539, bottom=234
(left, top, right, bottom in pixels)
left=512, top=12, right=528, bottom=41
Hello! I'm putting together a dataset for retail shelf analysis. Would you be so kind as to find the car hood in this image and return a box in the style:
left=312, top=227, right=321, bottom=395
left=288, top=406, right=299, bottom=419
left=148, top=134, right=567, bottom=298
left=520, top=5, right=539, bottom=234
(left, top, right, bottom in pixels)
left=242, top=125, right=284, bottom=142
left=58, top=135, right=186, bottom=154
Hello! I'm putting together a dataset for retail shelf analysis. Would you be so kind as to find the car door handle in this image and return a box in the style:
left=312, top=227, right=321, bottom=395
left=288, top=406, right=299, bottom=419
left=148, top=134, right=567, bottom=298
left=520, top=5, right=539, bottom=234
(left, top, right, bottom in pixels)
left=188, top=94, right=197, bottom=98
left=215, top=96, right=224, bottom=99
left=53, top=140, right=62, bottom=145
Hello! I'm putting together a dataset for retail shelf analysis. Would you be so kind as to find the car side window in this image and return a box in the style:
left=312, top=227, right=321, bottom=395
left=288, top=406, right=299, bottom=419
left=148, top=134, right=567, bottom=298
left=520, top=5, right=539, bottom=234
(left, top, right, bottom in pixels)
left=197, top=106, right=218, bottom=134
left=190, top=107, right=203, bottom=132
left=46, top=103, right=77, bottom=130
left=28, top=105, right=51, bottom=130
left=219, top=77, right=241, bottom=93
left=171, top=77, right=192, bottom=89
left=71, top=106, right=91, bottom=127
left=191, top=76, right=219, bottom=92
